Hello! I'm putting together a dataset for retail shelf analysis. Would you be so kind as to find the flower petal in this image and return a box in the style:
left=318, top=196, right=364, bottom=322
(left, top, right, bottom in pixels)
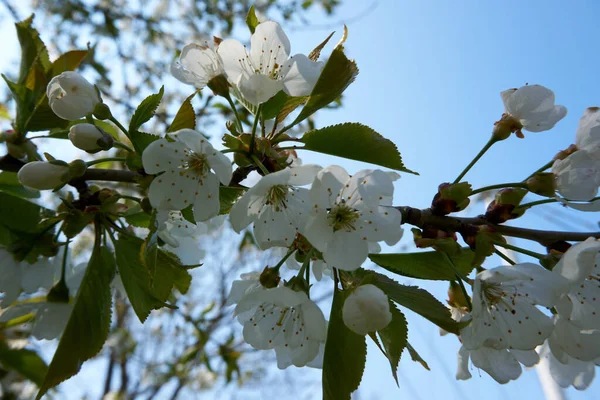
left=142, top=139, right=187, bottom=174
left=281, top=54, right=324, bottom=97
left=323, top=230, right=368, bottom=271
left=249, top=21, right=291, bottom=76
left=193, top=172, right=220, bottom=221
left=206, top=149, right=233, bottom=185
left=148, top=169, right=197, bottom=209
left=217, top=39, right=248, bottom=84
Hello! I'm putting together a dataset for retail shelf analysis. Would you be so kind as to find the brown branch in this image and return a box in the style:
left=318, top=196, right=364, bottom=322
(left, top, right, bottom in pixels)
left=398, top=206, right=600, bottom=246
left=81, top=168, right=141, bottom=183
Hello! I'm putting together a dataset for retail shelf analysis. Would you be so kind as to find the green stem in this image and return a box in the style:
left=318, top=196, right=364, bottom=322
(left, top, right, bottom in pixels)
left=273, top=248, right=296, bottom=273
left=249, top=104, right=262, bottom=155
left=221, top=148, right=251, bottom=156
left=493, top=241, right=545, bottom=260
left=441, top=253, right=473, bottom=311
left=518, top=196, right=600, bottom=212
left=453, top=137, right=497, bottom=184
left=108, top=116, right=131, bottom=141
left=525, top=160, right=554, bottom=181
left=495, top=249, right=516, bottom=265
left=470, top=182, right=528, bottom=196
left=251, top=155, right=269, bottom=175
left=60, top=239, right=70, bottom=284
left=225, top=94, right=244, bottom=133
left=86, top=157, right=128, bottom=167
left=298, top=249, right=315, bottom=282
left=113, top=141, right=134, bottom=152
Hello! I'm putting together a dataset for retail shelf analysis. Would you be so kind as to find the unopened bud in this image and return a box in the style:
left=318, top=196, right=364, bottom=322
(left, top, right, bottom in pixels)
left=259, top=265, right=281, bottom=289
left=92, top=103, right=112, bottom=120
left=526, top=173, right=556, bottom=197
left=69, top=123, right=114, bottom=152
left=431, top=182, right=472, bottom=216
left=485, top=188, right=527, bottom=224
left=68, top=159, right=88, bottom=179
left=342, top=284, right=392, bottom=335
left=18, top=161, right=70, bottom=190
left=47, top=71, right=100, bottom=120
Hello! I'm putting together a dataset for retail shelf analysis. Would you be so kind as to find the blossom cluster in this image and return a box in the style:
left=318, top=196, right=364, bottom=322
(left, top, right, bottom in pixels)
left=455, top=238, right=600, bottom=389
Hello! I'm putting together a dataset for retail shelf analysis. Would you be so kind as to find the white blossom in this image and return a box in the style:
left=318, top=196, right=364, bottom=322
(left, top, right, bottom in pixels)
left=303, top=166, right=403, bottom=271
left=17, top=161, right=70, bottom=191
left=539, top=341, right=598, bottom=390
left=171, top=41, right=225, bottom=89
left=217, top=21, right=324, bottom=105
left=0, top=249, right=55, bottom=307
left=576, top=107, right=600, bottom=159
left=68, top=123, right=113, bottom=152
left=500, top=84, right=567, bottom=135
left=553, top=149, right=600, bottom=201
left=456, top=345, right=539, bottom=384
left=460, top=263, right=569, bottom=351
left=342, top=284, right=392, bottom=335
left=229, top=165, right=321, bottom=249
left=142, top=129, right=232, bottom=221
left=232, top=284, right=327, bottom=368
left=47, top=71, right=100, bottom=120
left=157, top=210, right=208, bottom=265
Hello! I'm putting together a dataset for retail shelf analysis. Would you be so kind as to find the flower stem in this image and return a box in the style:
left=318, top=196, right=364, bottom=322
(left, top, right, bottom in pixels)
left=495, top=249, right=516, bottom=265
left=113, top=141, right=134, bottom=152
left=441, top=252, right=473, bottom=311
left=60, top=239, right=70, bottom=284
left=249, top=104, right=263, bottom=155
left=225, top=94, right=244, bottom=133
left=453, top=137, right=497, bottom=184
left=86, top=157, right=128, bottom=167
left=298, top=249, right=315, bottom=284
left=493, top=241, right=545, bottom=260
left=525, top=160, right=554, bottom=181
left=108, top=116, right=131, bottom=142
left=470, top=182, right=528, bottom=196
left=273, top=248, right=296, bottom=273
left=251, top=155, right=269, bottom=175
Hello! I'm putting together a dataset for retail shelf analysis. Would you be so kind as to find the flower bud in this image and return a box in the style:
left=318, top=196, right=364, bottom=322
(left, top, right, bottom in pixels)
left=342, top=284, right=392, bottom=335
left=47, top=71, right=100, bottom=120
left=431, top=182, right=472, bottom=216
left=526, top=172, right=556, bottom=197
left=93, top=103, right=112, bottom=120
left=18, top=161, right=70, bottom=190
left=68, top=159, right=87, bottom=179
left=68, top=123, right=114, bottom=153
left=259, top=265, right=281, bottom=289
left=484, top=188, right=527, bottom=224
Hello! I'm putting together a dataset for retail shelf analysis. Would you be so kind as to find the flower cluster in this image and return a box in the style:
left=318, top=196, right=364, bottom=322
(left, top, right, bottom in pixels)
left=455, top=238, right=600, bottom=389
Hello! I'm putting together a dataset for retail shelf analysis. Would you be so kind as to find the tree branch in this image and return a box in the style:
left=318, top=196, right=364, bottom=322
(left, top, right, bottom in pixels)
left=398, top=206, right=600, bottom=246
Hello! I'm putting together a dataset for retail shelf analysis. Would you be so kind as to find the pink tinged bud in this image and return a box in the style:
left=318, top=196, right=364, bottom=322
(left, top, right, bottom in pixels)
left=47, top=71, right=101, bottom=120
left=342, top=284, right=392, bottom=335
left=68, top=123, right=113, bottom=152
left=17, top=161, right=70, bottom=190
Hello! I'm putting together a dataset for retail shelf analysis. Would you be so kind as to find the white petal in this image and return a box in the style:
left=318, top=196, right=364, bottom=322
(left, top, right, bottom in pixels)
left=21, top=258, right=55, bottom=293
left=551, top=316, right=600, bottom=361
left=310, top=165, right=349, bottom=208
left=237, top=73, right=283, bottom=105
left=229, top=187, right=265, bottom=232
left=456, top=346, right=473, bottom=381
left=281, top=54, right=324, bottom=97
left=553, top=237, right=600, bottom=284
left=0, top=250, right=22, bottom=307
left=469, top=347, right=522, bottom=384
left=500, top=88, right=517, bottom=111
left=576, top=107, right=600, bottom=158
left=510, top=349, right=539, bottom=367
left=301, top=300, right=327, bottom=342
left=303, top=210, right=334, bottom=252
left=543, top=343, right=596, bottom=390
left=253, top=205, right=297, bottom=249
left=521, top=105, right=568, bottom=132
left=323, top=230, right=369, bottom=271
left=553, top=150, right=600, bottom=201
left=193, top=173, right=220, bottom=221
left=148, top=169, right=197, bottom=209
left=286, top=164, right=322, bottom=186
left=142, top=139, right=187, bottom=174
left=566, top=282, right=600, bottom=330
left=172, top=129, right=207, bottom=155
left=558, top=197, right=600, bottom=212
left=249, top=21, right=291, bottom=76
left=504, top=85, right=557, bottom=117
left=32, top=302, right=72, bottom=340
left=206, top=150, right=233, bottom=185
left=216, top=39, right=249, bottom=84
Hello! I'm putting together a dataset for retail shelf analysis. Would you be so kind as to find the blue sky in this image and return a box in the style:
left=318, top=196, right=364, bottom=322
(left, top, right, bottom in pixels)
left=1, top=0, right=600, bottom=399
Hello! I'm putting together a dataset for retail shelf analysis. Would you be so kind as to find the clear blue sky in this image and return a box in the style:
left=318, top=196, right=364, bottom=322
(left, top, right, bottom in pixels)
left=2, top=0, right=600, bottom=399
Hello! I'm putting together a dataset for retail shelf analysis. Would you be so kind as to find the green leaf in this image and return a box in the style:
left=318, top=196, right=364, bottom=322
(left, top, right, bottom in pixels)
left=141, top=212, right=159, bottom=277
left=369, top=248, right=475, bottom=281
left=323, top=289, right=366, bottom=400
left=114, top=235, right=170, bottom=322
left=261, top=91, right=307, bottom=131
left=36, top=246, right=116, bottom=399
left=308, top=31, right=335, bottom=61
left=0, top=104, right=11, bottom=119
left=0, top=346, right=48, bottom=385
left=124, top=211, right=151, bottom=228
left=300, top=122, right=416, bottom=173
left=24, top=95, right=69, bottom=132
left=0, top=172, right=40, bottom=198
left=406, top=342, right=430, bottom=370
left=219, top=186, right=246, bottom=214
left=373, top=303, right=407, bottom=385
left=49, top=50, right=88, bottom=78
left=0, top=192, right=52, bottom=233
left=15, top=15, right=51, bottom=86
left=3, top=75, right=35, bottom=133
left=129, top=86, right=164, bottom=152
left=356, top=269, right=460, bottom=334
left=288, top=46, right=358, bottom=128
left=245, top=5, right=260, bottom=34
left=167, top=91, right=197, bottom=133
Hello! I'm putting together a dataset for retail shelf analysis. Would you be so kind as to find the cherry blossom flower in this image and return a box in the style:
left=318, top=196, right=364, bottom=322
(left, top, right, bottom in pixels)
left=229, top=165, right=321, bottom=249
left=47, top=71, right=100, bottom=120
left=498, top=85, right=567, bottom=138
left=142, top=129, right=232, bottom=221
left=217, top=21, right=324, bottom=105
left=460, top=263, right=569, bottom=351
left=303, top=166, right=403, bottom=271
left=342, top=284, right=392, bottom=335
left=157, top=210, right=208, bottom=265
left=456, top=345, right=539, bottom=384
left=232, top=284, right=327, bottom=368
left=17, top=161, right=70, bottom=191
left=171, top=41, right=225, bottom=89
left=553, top=149, right=600, bottom=201
left=576, top=107, right=600, bottom=159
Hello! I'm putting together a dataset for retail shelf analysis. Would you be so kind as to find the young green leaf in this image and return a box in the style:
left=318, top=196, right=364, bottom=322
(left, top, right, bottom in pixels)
left=0, top=346, right=48, bottom=386
left=219, top=186, right=247, bottom=214
left=288, top=46, right=358, bottom=128
left=374, top=303, right=408, bottom=385
left=299, top=122, right=416, bottom=173
left=167, top=91, right=197, bottom=133
left=15, top=15, right=51, bottom=86
left=129, top=86, right=164, bottom=152
left=406, top=342, right=430, bottom=370
left=114, top=234, right=171, bottom=322
left=49, top=50, right=89, bottom=78
left=245, top=5, right=260, bottom=34
left=308, top=31, right=335, bottom=61
left=36, top=246, right=116, bottom=399
left=355, top=269, right=460, bottom=334
left=323, top=289, right=366, bottom=400
left=369, top=248, right=475, bottom=281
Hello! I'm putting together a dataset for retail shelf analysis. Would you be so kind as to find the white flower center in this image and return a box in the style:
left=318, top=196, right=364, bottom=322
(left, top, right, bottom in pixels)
left=186, top=153, right=209, bottom=177
left=265, top=184, right=289, bottom=211
left=328, top=203, right=360, bottom=232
